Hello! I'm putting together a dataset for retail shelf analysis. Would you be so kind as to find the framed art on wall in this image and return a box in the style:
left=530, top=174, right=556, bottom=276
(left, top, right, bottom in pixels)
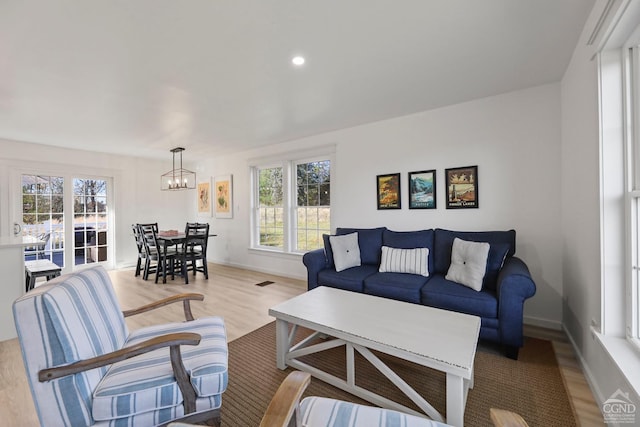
left=445, top=165, right=478, bottom=209
left=214, top=174, right=233, bottom=218
left=197, top=180, right=211, bottom=216
left=408, top=169, right=436, bottom=209
left=376, top=173, right=401, bottom=209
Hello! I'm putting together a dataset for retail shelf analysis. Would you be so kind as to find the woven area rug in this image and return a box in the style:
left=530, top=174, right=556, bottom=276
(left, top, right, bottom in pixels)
left=221, top=321, right=576, bottom=427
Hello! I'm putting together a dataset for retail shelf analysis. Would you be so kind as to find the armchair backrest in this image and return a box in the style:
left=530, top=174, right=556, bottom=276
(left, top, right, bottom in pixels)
left=13, top=266, right=129, bottom=427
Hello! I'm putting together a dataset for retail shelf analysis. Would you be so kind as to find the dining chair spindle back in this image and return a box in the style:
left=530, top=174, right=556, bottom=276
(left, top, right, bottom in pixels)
left=179, top=222, right=210, bottom=284
left=137, top=223, right=161, bottom=281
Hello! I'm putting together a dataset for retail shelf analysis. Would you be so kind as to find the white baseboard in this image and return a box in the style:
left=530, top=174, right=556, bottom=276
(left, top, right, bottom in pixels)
left=209, top=258, right=307, bottom=282
left=562, top=324, right=607, bottom=408
left=524, top=315, right=563, bottom=330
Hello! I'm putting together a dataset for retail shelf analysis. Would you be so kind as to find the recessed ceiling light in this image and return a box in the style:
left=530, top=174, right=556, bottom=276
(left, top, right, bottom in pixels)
left=292, top=56, right=305, bottom=66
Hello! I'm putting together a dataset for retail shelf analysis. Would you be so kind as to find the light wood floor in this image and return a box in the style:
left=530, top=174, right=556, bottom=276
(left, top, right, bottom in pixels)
left=0, top=263, right=604, bottom=426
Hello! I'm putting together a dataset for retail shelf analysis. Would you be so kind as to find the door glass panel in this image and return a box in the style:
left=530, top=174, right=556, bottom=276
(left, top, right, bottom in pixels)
left=73, top=178, right=108, bottom=265
left=22, top=175, right=64, bottom=267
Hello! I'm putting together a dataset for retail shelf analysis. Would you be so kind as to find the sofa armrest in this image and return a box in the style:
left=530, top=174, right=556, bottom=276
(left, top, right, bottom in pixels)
left=496, top=256, right=537, bottom=348
left=302, top=248, right=328, bottom=290
left=496, top=257, right=536, bottom=300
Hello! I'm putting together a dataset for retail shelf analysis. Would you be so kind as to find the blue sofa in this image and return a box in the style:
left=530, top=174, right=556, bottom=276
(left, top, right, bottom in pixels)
left=302, top=227, right=536, bottom=359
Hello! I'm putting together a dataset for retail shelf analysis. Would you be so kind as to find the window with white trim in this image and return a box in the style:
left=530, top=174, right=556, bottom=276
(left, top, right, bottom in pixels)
left=251, top=156, right=331, bottom=253
left=628, top=43, right=640, bottom=347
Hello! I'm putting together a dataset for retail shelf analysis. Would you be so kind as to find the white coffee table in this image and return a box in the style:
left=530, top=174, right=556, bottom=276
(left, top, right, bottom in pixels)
left=268, top=286, right=480, bottom=427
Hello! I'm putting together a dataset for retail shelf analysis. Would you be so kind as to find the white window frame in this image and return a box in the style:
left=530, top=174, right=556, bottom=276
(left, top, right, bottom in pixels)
left=291, top=156, right=331, bottom=253
left=595, top=0, right=640, bottom=399
left=626, top=43, right=640, bottom=348
left=10, top=165, right=115, bottom=273
left=251, top=161, right=288, bottom=251
left=250, top=149, right=333, bottom=254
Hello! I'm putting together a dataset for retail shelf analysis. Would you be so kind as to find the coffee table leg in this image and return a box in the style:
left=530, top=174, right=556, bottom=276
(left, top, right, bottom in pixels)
left=275, top=319, right=289, bottom=370
left=446, top=373, right=465, bottom=427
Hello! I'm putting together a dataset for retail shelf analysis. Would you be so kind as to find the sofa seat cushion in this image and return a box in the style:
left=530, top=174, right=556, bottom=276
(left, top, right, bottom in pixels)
left=92, top=395, right=222, bottom=427
left=363, top=272, right=429, bottom=304
left=92, top=316, right=228, bottom=421
left=299, top=396, right=449, bottom=427
left=420, top=275, right=498, bottom=318
left=318, top=265, right=378, bottom=292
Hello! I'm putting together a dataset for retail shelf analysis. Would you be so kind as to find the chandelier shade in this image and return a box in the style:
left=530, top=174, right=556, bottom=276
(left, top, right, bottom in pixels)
left=161, top=147, right=196, bottom=191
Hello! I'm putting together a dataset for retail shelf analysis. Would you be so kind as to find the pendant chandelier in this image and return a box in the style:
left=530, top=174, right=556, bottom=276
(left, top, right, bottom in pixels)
left=161, top=147, right=196, bottom=191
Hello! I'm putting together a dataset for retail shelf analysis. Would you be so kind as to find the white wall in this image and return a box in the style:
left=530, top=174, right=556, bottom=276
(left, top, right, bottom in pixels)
left=0, top=138, right=198, bottom=269
left=202, top=83, right=564, bottom=328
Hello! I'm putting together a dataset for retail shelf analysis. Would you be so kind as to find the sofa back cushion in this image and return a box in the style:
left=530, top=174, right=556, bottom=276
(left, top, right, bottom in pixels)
left=434, top=229, right=515, bottom=290
left=382, top=229, right=434, bottom=274
left=334, top=227, right=386, bottom=265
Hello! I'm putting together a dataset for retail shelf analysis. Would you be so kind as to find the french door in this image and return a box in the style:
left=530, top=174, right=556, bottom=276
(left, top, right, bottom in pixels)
left=17, top=172, right=113, bottom=272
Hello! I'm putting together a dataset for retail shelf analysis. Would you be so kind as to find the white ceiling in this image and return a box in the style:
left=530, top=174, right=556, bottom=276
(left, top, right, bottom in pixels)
left=0, top=0, right=595, bottom=160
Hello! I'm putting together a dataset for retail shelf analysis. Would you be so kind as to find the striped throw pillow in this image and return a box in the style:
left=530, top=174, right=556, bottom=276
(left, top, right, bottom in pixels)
left=379, top=246, right=429, bottom=277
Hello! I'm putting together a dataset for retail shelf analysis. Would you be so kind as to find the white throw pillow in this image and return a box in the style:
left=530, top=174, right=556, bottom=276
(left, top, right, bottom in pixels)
left=329, top=232, right=361, bottom=272
left=445, top=238, right=490, bottom=291
left=379, top=246, right=429, bottom=277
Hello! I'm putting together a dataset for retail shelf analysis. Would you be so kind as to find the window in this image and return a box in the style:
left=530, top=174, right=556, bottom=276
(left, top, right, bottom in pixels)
left=628, top=43, right=640, bottom=347
left=597, top=2, right=640, bottom=398
left=257, top=166, right=284, bottom=248
left=21, top=175, right=65, bottom=266
left=73, top=178, right=109, bottom=265
left=295, top=160, right=330, bottom=251
left=252, top=155, right=331, bottom=253
left=19, top=174, right=112, bottom=270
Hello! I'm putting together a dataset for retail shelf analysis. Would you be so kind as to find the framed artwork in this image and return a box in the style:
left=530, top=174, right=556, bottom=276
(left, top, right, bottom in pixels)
left=197, top=180, right=211, bottom=215
left=445, top=165, right=478, bottom=209
left=376, top=173, right=401, bottom=209
left=408, top=170, right=437, bottom=209
left=214, top=174, right=233, bottom=218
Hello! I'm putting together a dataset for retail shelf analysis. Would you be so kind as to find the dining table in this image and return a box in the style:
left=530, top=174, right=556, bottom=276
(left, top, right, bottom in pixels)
left=155, top=230, right=216, bottom=283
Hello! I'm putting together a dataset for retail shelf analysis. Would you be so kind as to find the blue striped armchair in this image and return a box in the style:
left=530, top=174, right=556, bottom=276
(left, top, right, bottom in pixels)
left=13, top=265, right=228, bottom=427
left=256, top=372, right=529, bottom=427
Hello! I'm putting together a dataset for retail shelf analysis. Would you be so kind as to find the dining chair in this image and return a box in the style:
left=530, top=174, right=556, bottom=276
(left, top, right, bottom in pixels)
left=132, top=224, right=145, bottom=277
left=140, top=223, right=178, bottom=283
left=138, top=223, right=166, bottom=281
left=179, top=222, right=210, bottom=283
left=13, top=265, right=228, bottom=427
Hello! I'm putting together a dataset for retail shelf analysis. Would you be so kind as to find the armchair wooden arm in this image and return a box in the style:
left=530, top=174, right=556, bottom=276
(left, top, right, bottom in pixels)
left=39, top=332, right=201, bottom=381
left=39, top=331, right=202, bottom=415
left=260, top=371, right=311, bottom=427
left=122, top=292, right=204, bottom=321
